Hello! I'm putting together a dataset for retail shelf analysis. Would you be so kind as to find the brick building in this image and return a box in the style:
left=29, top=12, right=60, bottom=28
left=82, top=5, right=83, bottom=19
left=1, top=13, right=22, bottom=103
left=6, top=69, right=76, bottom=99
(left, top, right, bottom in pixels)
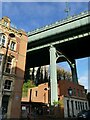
left=21, top=83, right=49, bottom=118
left=58, top=80, right=89, bottom=117
left=0, top=16, right=28, bottom=118
left=21, top=80, right=89, bottom=118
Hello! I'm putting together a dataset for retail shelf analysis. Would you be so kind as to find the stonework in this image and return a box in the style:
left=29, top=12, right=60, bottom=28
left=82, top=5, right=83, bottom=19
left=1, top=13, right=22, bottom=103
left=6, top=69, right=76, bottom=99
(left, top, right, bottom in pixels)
left=0, top=16, right=28, bottom=118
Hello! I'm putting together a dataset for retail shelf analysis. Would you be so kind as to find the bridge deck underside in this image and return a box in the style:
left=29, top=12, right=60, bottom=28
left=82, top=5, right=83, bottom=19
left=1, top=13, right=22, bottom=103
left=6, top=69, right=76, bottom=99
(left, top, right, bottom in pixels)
left=26, top=35, right=90, bottom=68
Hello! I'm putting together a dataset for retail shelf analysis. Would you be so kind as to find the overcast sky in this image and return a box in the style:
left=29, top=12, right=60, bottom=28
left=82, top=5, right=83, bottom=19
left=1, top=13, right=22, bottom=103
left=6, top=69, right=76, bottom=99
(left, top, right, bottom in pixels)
left=1, top=1, right=89, bottom=90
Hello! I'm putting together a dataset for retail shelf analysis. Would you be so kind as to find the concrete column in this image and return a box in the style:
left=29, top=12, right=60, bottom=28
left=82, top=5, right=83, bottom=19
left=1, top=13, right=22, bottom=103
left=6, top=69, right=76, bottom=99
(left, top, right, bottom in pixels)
left=73, top=100, right=76, bottom=116
left=49, top=46, right=58, bottom=106
left=69, top=98, right=72, bottom=117
left=70, top=59, right=78, bottom=84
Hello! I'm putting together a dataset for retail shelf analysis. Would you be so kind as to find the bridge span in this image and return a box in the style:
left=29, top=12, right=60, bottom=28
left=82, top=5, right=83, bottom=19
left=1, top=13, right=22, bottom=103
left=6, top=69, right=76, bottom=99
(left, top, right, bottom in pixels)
left=27, top=11, right=90, bottom=67
left=26, top=11, right=90, bottom=105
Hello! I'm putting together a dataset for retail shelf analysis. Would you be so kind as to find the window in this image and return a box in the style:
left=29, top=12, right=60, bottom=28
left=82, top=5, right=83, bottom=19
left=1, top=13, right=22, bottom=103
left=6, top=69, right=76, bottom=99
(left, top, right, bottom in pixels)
left=4, top=80, right=12, bottom=90
left=22, top=106, right=26, bottom=110
left=0, top=34, right=5, bottom=46
left=44, top=93, right=46, bottom=103
left=11, top=58, right=16, bottom=74
left=4, top=21, right=8, bottom=26
left=80, top=102, right=82, bottom=110
left=77, top=89, right=80, bottom=97
left=78, top=101, right=80, bottom=110
left=0, top=54, right=2, bottom=66
left=81, top=102, right=83, bottom=110
left=75, top=101, right=77, bottom=110
left=81, top=90, right=83, bottom=97
left=73, top=88, right=76, bottom=96
left=85, top=102, right=87, bottom=109
left=71, top=100, right=74, bottom=116
left=35, top=91, right=38, bottom=97
left=82, top=102, right=84, bottom=109
left=67, top=100, right=70, bottom=117
left=5, top=56, right=16, bottom=74
left=10, top=41, right=16, bottom=51
left=5, top=56, right=12, bottom=73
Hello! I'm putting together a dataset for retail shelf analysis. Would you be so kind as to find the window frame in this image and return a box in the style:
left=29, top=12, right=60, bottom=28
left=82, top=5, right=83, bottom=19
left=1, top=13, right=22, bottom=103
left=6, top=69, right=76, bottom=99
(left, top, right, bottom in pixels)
left=5, top=56, right=16, bottom=74
left=85, top=102, right=88, bottom=109
left=4, top=21, right=8, bottom=26
left=35, top=91, right=38, bottom=97
left=0, top=54, right=2, bottom=66
left=73, top=88, right=76, bottom=96
left=4, top=80, right=12, bottom=91
left=75, top=101, right=77, bottom=110
left=0, top=33, right=6, bottom=46
left=10, top=41, right=16, bottom=51
left=5, top=56, right=12, bottom=74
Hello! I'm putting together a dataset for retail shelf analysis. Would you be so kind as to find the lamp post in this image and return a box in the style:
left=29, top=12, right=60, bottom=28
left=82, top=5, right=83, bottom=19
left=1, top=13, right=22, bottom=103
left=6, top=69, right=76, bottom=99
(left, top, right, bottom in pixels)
left=68, top=87, right=73, bottom=117
left=44, top=87, right=50, bottom=114
left=0, top=33, right=15, bottom=119
left=68, top=87, right=73, bottom=97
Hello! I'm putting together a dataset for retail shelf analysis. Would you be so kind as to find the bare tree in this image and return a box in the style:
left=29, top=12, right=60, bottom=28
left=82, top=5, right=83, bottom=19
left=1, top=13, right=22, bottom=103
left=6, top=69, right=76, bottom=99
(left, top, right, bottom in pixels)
left=57, top=66, right=72, bottom=81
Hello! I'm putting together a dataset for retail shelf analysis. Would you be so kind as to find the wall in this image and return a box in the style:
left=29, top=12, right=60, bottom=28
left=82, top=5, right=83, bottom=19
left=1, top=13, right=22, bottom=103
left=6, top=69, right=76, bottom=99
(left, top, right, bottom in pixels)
left=64, top=97, right=89, bottom=118
left=0, top=16, right=28, bottom=118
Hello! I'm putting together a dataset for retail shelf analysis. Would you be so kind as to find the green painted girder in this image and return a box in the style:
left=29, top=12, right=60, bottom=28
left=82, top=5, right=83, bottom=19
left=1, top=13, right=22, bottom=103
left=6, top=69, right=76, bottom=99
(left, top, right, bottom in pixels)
left=28, top=11, right=89, bottom=43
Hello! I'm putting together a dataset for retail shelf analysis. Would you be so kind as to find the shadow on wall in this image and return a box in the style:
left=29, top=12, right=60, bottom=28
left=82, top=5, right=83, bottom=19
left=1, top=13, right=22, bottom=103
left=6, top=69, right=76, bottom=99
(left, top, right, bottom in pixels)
left=1, top=66, right=25, bottom=119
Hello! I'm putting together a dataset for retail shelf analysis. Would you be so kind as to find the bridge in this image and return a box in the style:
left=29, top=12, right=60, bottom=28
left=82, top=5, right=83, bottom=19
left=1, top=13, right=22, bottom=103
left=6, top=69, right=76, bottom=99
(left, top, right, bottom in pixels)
left=26, top=11, right=90, bottom=105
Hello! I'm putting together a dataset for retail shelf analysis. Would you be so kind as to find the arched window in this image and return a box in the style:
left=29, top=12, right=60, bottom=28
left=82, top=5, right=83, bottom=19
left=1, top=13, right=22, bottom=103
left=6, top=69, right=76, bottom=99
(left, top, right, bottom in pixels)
left=10, top=41, right=16, bottom=51
left=0, top=33, right=6, bottom=46
left=4, top=21, right=8, bottom=26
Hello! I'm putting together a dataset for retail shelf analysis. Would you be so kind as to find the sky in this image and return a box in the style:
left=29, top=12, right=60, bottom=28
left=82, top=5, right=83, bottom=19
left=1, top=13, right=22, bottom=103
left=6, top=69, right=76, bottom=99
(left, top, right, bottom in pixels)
left=0, top=1, right=89, bottom=90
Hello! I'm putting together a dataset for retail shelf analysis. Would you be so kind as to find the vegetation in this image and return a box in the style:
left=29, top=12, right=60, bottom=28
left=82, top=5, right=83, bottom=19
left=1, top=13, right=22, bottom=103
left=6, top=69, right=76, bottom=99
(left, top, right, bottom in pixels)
left=57, top=66, right=72, bottom=81
left=25, top=65, right=72, bottom=85
left=53, top=100, right=60, bottom=107
left=23, top=65, right=72, bottom=97
left=22, top=80, right=36, bottom=97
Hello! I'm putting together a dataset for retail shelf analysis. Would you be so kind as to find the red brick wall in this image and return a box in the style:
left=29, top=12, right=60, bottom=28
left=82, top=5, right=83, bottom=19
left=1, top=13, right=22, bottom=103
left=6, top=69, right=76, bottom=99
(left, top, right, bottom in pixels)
left=31, top=83, right=49, bottom=104
left=58, top=80, right=86, bottom=99
left=0, top=16, right=28, bottom=118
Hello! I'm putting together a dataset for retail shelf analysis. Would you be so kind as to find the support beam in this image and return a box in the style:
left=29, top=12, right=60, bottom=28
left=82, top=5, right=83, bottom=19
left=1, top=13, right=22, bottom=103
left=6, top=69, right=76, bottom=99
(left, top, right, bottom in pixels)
left=49, top=46, right=58, bottom=106
left=70, top=60, right=78, bottom=84
left=56, top=50, right=78, bottom=84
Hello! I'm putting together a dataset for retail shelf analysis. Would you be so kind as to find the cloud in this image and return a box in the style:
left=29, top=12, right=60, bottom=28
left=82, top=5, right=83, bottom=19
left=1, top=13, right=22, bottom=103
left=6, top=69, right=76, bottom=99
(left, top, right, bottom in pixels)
left=70, top=2, right=88, bottom=16
left=2, top=2, right=67, bottom=31
left=78, top=73, right=88, bottom=89
left=2, top=2, right=88, bottom=32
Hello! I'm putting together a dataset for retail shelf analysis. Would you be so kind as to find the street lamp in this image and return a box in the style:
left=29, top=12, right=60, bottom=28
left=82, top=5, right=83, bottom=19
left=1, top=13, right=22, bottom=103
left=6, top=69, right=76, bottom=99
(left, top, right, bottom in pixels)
left=68, top=87, right=73, bottom=117
left=0, top=33, right=15, bottom=119
left=68, top=87, right=73, bottom=97
left=44, top=87, right=50, bottom=114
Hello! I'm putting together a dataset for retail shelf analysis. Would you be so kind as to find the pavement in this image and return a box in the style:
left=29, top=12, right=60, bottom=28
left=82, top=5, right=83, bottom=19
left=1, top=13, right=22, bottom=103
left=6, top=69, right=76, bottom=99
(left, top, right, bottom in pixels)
left=1, top=113, right=78, bottom=120
left=1, top=115, right=78, bottom=120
